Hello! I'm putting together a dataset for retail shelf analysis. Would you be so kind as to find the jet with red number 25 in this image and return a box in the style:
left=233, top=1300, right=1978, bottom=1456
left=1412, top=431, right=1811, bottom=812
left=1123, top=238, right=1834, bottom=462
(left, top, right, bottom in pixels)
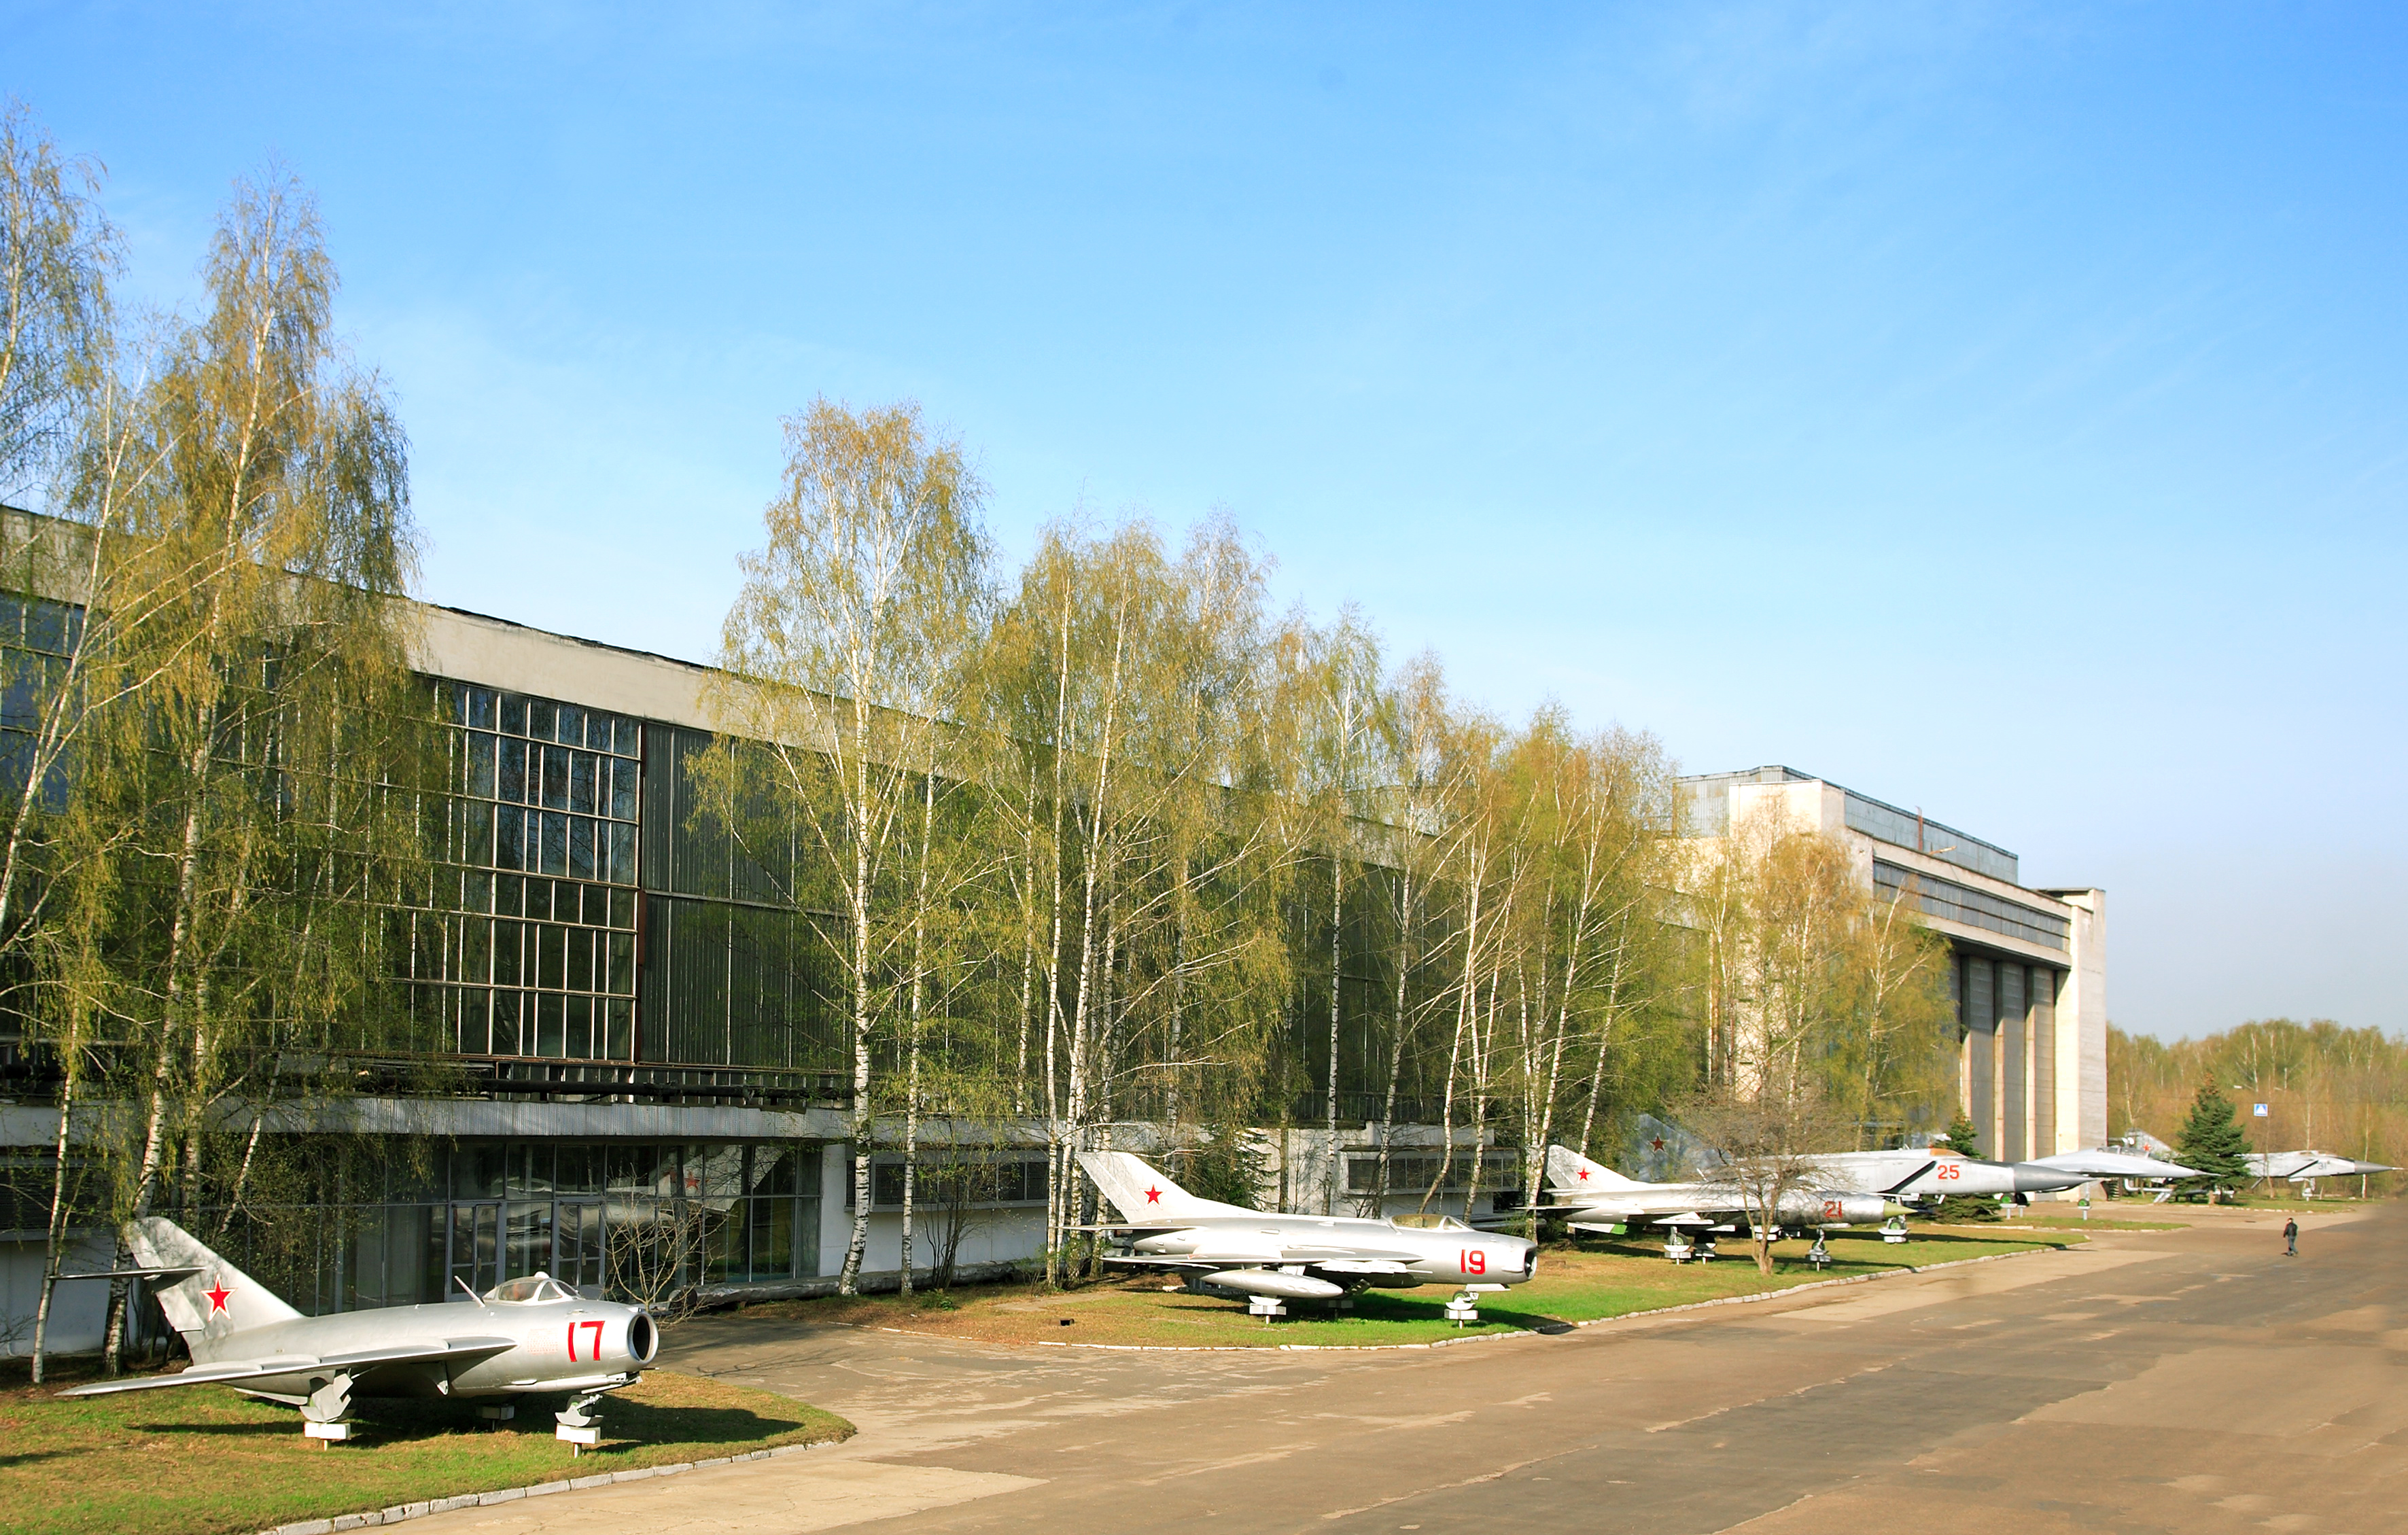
left=58, top=1216, right=659, bottom=1436
left=1079, top=1151, right=1536, bottom=1311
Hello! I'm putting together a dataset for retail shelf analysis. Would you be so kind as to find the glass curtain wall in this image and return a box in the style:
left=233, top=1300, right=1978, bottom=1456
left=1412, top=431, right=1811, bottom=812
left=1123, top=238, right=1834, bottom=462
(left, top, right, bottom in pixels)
left=198, top=1138, right=822, bottom=1316
left=400, top=682, right=642, bottom=1061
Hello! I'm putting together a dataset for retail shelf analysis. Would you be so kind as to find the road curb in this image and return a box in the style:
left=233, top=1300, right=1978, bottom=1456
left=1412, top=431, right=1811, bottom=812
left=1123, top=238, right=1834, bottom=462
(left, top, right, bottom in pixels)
left=251, top=1436, right=837, bottom=1535
left=867, top=1240, right=2076, bottom=1354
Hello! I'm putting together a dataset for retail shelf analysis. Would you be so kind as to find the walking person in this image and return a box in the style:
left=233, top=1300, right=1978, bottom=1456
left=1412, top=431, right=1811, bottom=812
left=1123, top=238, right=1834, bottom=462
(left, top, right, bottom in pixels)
left=2283, top=1216, right=2299, bottom=1257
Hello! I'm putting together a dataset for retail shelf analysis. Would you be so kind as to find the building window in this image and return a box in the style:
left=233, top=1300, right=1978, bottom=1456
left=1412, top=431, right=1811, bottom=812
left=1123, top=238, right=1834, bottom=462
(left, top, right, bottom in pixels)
left=400, top=682, right=643, bottom=1060
left=1874, top=861, right=2070, bottom=951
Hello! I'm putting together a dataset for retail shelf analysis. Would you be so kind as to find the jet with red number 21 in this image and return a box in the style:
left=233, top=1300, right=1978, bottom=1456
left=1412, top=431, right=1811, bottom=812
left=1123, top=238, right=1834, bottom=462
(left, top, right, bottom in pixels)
left=1079, top=1151, right=1537, bottom=1316
left=58, top=1216, right=659, bottom=1443
left=1538, top=1144, right=1889, bottom=1242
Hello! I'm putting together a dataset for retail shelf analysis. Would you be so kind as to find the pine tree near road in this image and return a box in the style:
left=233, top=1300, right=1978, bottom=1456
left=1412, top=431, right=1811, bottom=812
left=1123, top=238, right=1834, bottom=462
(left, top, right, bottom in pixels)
left=2174, top=1077, right=2253, bottom=1197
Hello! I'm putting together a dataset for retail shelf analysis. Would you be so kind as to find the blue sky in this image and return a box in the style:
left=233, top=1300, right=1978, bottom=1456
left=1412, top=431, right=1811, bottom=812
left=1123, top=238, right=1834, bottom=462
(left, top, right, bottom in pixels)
left=10, top=3, right=2404, bottom=1040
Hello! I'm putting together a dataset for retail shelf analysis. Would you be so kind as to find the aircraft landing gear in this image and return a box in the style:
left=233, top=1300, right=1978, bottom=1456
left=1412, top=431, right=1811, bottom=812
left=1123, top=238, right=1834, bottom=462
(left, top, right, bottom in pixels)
left=557, top=1390, right=608, bottom=1453
left=1807, top=1231, right=1832, bottom=1270
left=302, top=1373, right=357, bottom=1444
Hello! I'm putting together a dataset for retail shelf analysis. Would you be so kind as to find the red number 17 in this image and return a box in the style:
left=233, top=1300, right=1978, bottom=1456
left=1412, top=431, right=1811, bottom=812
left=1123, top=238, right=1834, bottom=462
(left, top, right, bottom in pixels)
left=567, top=1320, right=604, bottom=1361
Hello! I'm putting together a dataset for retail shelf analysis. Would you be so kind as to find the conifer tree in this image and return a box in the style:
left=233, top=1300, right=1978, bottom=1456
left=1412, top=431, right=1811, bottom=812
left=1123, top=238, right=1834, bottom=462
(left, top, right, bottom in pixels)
left=1933, top=1111, right=1999, bottom=1220
left=2174, top=1076, right=2252, bottom=1195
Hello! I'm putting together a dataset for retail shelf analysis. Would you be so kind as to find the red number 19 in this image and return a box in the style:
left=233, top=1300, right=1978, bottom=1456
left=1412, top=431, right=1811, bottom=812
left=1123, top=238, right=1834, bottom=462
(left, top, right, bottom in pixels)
left=1462, top=1248, right=1486, bottom=1275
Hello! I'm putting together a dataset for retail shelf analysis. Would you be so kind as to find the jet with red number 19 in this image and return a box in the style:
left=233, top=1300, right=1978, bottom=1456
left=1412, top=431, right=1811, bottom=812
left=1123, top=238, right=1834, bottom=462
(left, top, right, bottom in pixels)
left=1078, top=1151, right=1537, bottom=1309
left=57, top=1216, right=660, bottom=1433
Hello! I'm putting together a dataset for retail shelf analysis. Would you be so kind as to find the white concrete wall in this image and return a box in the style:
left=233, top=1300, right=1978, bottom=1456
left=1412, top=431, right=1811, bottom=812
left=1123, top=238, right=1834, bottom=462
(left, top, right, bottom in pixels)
left=0, top=1233, right=117, bottom=1358
left=812, top=1144, right=1049, bottom=1280
left=2052, top=889, right=2108, bottom=1152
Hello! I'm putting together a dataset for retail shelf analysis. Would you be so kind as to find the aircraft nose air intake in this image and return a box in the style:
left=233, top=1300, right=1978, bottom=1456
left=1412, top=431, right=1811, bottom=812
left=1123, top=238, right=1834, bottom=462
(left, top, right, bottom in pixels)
left=627, top=1312, right=659, bottom=1364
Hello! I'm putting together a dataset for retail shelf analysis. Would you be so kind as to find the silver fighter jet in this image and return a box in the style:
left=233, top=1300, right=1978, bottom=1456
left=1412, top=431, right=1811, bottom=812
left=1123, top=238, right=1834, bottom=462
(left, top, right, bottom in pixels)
left=1539, top=1145, right=1887, bottom=1248
left=2245, top=1150, right=2398, bottom=1188
left=1079, top=1151, right=1537, bottom=1316
left=59, top=1216, right=659, bottom=1443
left=1806, top=1145, right=2200, bottom=1203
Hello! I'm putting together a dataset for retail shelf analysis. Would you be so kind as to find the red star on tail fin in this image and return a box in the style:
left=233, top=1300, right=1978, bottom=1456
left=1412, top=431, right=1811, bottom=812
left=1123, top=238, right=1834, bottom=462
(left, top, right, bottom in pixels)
left=204, top=1280, right=231, bottom=1315
left=1145, top=1186, right=1162, bottom=1203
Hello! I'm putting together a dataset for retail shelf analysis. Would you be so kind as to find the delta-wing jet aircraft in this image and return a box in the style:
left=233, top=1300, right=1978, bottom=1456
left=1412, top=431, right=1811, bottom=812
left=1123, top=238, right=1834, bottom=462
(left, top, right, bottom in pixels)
left=1079, top=1151, right=1536, bottom=1316
left=1539, top=1145, right=1887, bottom=1242
left=59, top=1216, right=659, bottom=1443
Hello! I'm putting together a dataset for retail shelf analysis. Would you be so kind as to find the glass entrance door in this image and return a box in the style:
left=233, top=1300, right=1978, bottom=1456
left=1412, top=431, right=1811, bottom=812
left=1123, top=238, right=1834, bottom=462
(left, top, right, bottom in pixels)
left=553, top=1201, right=604, bottom=1294
left=447, top=1201, right=502, bottom=1299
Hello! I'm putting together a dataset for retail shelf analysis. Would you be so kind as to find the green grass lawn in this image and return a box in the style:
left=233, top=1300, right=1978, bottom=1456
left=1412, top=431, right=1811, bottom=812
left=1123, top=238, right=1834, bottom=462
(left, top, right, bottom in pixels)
left=0, top=1366, right=853, bottom=1535
left=732, top=1227, right=2072, bottom=1349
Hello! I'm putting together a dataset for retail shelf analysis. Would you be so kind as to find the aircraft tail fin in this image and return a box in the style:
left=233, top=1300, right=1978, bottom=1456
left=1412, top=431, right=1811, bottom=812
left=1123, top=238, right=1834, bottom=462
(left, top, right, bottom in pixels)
left=124, top=1216, right=300, bottom=1356
left=1546, top=1144, right=1643, bottom=1193
left=1078, top=1151, right=1255, bottom=1221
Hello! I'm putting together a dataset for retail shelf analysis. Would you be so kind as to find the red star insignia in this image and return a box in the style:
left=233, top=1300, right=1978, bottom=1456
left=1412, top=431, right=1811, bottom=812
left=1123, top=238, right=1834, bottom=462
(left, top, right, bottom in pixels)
left=204, top=1280, right=231, bottom=1316
left=1144, top=1186, right=1162, bottom=1204
left=1577, top=1168, right=1591, bottom=1180
left=1652, top=1138, right=1666, bottom=1150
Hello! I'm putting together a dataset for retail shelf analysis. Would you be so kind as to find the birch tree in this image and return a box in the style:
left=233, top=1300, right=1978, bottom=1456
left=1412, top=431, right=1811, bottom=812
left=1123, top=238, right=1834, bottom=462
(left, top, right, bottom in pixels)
left=30, top=170, right=429, bottom=1370
left=704, top=397, right=988, bottom=1295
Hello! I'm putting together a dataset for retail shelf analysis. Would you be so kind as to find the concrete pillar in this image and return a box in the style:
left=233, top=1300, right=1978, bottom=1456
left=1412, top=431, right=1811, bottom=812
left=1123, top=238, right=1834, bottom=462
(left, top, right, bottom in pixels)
left=2048, top=889, right=2108, bottom=1151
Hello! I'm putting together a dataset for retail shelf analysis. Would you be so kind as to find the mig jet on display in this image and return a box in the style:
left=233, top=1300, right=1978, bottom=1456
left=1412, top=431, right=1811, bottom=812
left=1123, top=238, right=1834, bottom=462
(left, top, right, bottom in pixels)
left=1804, top=1145, right=2201, bottom=1203
left=1079, top=1150, right=1537, bottom=1317
left=1537, top=1145, right=1887, bottom=1246
left=58, top=1216, right=659, bottom=1443
left=2245, top=1150, right=2398, bottom=1193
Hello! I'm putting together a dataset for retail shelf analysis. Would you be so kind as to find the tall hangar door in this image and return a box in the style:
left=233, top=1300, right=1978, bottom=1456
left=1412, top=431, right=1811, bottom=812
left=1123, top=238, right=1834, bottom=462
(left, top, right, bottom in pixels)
left=2031, top=970, right=2057, bottom=1156
left=1999, top=963, right=2027, bottom=1163
left=1964, top=957, right=1995, bottom=1154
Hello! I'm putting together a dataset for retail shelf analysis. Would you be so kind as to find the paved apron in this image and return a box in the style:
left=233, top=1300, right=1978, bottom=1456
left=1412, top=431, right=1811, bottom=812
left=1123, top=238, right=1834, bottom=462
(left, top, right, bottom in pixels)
left=408, top=1204, right=2398, bottom=1534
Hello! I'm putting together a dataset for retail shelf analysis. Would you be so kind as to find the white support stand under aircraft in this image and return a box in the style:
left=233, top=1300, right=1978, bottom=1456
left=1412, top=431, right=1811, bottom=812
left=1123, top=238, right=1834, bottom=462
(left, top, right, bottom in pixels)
left=1535, top=1145, right=1888, bottom=1258
left=1078, top=1151, right=1537, bottom=1322
left=58, top=1217, right=660, bottom=1446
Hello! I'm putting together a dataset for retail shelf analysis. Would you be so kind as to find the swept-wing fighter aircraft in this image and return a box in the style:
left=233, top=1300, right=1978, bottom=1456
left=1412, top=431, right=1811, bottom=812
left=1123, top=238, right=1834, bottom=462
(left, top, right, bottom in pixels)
left=58, top=1216, right=659, bottom=1443
left=2246, top=1150, right=2398, bottom=1190
left=1539, top=1145, right=1887, bottom=1243
left=1804, top=1145, right=2200, bottom=1203
left=1079, top=1151, right=1536, bottom=1316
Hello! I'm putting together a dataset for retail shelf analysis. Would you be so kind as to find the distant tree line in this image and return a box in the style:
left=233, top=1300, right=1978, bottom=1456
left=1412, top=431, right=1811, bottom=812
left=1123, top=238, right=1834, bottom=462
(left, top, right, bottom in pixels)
left=2112, top=1019, right=2407, bottom=1188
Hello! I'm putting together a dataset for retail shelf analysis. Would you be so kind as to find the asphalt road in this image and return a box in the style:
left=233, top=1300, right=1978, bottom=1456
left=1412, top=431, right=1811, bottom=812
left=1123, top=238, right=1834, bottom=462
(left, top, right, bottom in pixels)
left=414, top=1202, right=2401, bottom=1535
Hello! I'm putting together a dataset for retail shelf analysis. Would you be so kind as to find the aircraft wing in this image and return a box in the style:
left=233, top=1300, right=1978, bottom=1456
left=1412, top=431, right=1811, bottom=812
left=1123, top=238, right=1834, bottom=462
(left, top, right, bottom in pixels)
left=58, top=1336, right=519, bottom=1398
left=2025, top=1150, right=2201, bottom=1180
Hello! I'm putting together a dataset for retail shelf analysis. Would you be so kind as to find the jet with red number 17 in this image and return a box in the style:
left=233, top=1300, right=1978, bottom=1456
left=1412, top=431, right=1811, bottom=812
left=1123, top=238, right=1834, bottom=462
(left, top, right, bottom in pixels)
left=1077, top=1151, right=1537, bottom=1308
left=57, top=1216, right=659, bottom=1430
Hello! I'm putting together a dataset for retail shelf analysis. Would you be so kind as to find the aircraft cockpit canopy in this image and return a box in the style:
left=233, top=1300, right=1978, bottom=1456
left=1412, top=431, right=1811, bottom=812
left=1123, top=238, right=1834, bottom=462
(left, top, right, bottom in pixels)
left=484, top=1273, right=578, bottom=1304
left=1389, top=1214, right=1472, bottom=1231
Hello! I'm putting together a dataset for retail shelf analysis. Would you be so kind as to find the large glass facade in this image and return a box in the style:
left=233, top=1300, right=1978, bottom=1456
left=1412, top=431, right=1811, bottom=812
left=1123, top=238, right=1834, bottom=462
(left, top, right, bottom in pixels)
left=192, top=1138, right=822, bottom=1315
left=398, top=682, right=642, bottom=1061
